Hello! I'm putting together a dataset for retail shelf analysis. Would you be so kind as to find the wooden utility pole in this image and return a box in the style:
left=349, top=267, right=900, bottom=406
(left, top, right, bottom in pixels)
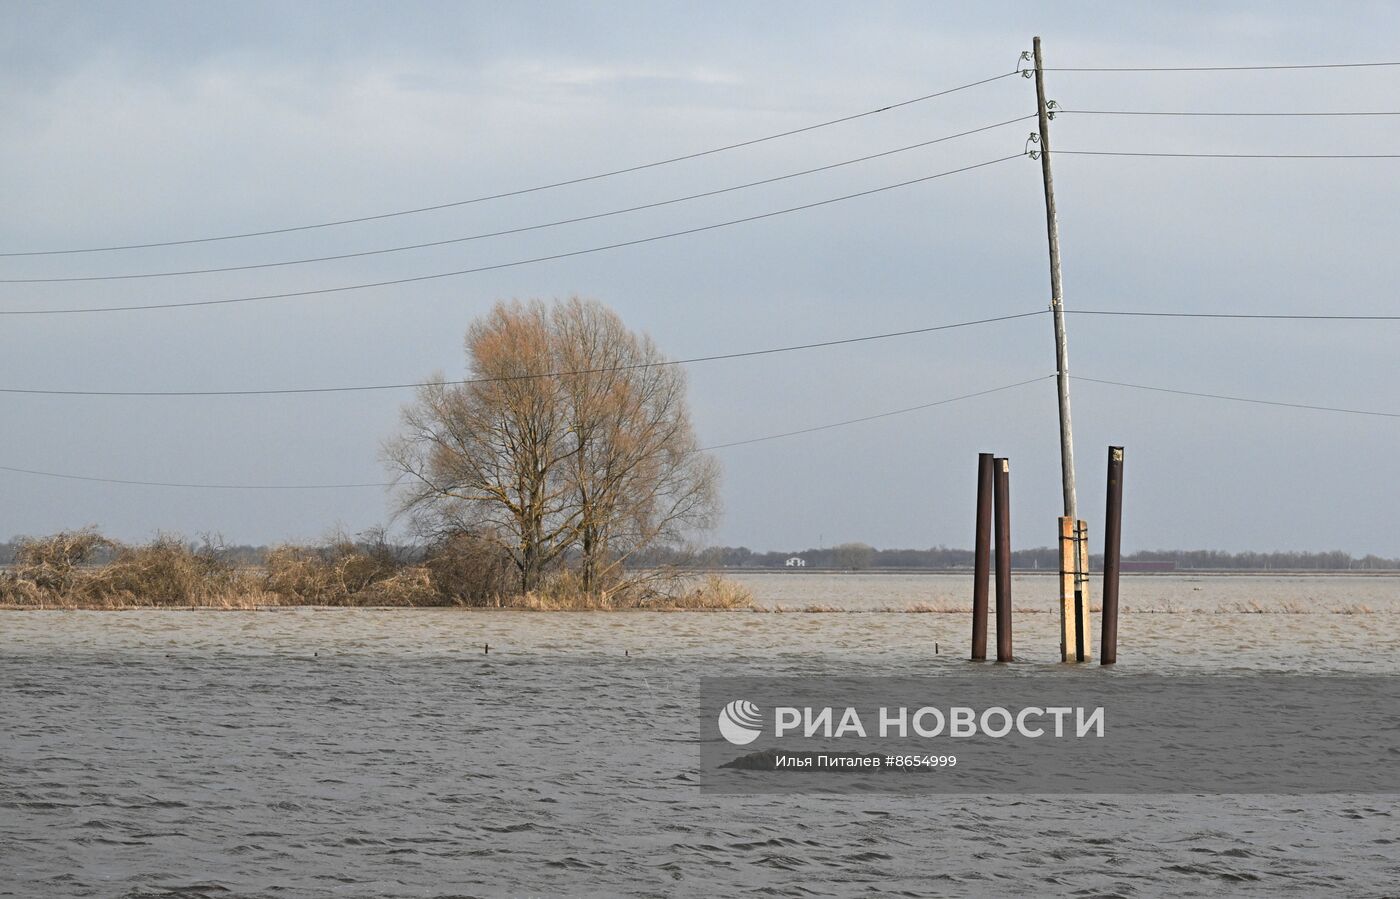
left=1033, top=36, right=1077, bottom=522
left=1032, top=36, right=1087, bottom=661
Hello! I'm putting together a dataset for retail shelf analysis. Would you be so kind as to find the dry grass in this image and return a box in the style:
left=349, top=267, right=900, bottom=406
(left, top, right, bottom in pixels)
left=1222, top=600, right=1382, bottom=614
left=263, top=538, right=437, bottom=606
left=89, top=537, right=254, bottom=606
left=507, top=572, right=621, bottom=610
left=1128, top=601, right=1187, bottom=614
left=904, top=601, right=971, bottom=613
left=7, top=535, right=1391, bottom=615
left=2, top=537, right=767, bottom=610
left=18, top=589, right=289, bottom=611
left=1, top=529, right=112, bottom=605
left=1, top=531, right=270, bottom=609
left=1123, top=601, right=1385, bottom=614
left=422, top=532, right=514, bottom=605
left=1230, top=599, right=1310, bottom=614
left=1, top=535, right=759, bottom=611
left=0, top=530, right=434, bottom=610
left=657, top=575, right=755, bottom=610
left=757, top=603, right=1067, bottom=614
left=502, top=573, right=755, bottom=611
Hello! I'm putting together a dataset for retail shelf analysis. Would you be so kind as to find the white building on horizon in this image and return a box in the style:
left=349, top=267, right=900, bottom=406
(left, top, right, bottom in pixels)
left=784, top=556, right=806, bottom=568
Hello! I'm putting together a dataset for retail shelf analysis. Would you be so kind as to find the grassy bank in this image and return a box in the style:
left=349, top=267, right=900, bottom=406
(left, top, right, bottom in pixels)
left=0, top=530, right=754, bottom=611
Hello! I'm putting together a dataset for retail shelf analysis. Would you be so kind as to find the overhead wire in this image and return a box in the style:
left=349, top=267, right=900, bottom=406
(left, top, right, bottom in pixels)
left=0, top=116, right=1036, bottom=284
left=1053, top=150, right=1400, bottom=159
left=1071, top=310, right=1400, bottom=321
left=10, top=369, right=1395, bottom=489
left=0, top=310, right=1045, bottom=396
left=10, top=308, right=1397, bottom=396
left=1075, top=376, right=1400, bottom=419
left=9, top=55, right=1400, bottom=489
left=700, top=376, right=1052, bottom=450
left=1059, top=109, right=1400, bottom=117
left=1034, top=61, right=1400, bottom=72
left=0, top=70, right=1022, bottom=257
left=0, top=465, right=393, bottom=490
left=0, top=153, right=1028, bottom=316
left=0, top=375, right=1053, bottom=488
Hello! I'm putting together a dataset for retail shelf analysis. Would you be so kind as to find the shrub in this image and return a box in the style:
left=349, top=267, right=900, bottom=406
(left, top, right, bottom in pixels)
left=421, top=532, right=515, bottom=606
left=655, top=574, right=755, bottom=610
left=506, top=572, right=755, bottom=610
left=84, top=535, right=250, bottom=606
left=263, top=531, right=438, bottom=606
left=8, top=528, right=113, bottom=595
left=0, top=531, right=263, bottom=608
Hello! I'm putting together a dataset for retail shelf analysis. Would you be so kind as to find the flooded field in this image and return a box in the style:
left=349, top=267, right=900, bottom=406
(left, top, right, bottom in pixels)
left=3, top=574, right=1398, bottom=896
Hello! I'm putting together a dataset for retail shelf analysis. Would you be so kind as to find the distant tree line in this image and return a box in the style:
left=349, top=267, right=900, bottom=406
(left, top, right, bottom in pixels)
left=6, top=538, right=1397, bottom=573
left=0, top=537, right=274, bottom=568
left=629, top=543, right=1400, bottom=572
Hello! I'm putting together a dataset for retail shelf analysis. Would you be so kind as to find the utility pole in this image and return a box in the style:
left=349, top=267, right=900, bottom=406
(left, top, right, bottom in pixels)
left=1032, top=36, right=1088, bottom=661
left=1032, top=35, right=1077, bottom=522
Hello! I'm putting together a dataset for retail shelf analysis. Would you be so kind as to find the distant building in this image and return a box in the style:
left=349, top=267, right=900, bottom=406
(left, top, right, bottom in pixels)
left=784, top=557, right=806, bottom=568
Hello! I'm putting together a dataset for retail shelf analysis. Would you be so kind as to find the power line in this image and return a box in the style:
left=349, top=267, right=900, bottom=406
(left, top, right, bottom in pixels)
left=0, top=116, right=1036, bottom=284
left=0, top=154, right=1027, bottom=316
left=1060, top=109, right=1400, bottom=117
left=1, top=70, right=1021, bottom=258
left=1035, top=61, right=1400, bottom=72
left=0, top=375, right=1051, bottom=488
left=0, top=465, right=391, bottom=490
left=14, top=307, right=1376, bottom=377
left=1072, top=310, right=1400, bottom=321
left=1055, top=150, right=1400, bottom=159
left=1076, top=376, right=1400, bottom=419
left=5, top=372, right=1389, bottom=489
left=701, top=376, right=1051, bottom=450
left=0, top=310, right=1045, bottom=396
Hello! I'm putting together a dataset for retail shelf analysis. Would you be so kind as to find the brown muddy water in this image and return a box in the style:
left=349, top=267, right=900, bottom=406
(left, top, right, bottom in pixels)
left=2, top=573, right=1398, bottom=897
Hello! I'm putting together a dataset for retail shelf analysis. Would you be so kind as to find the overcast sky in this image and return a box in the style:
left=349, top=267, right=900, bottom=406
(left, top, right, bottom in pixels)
left=2, top=2, right=1398, bottom=554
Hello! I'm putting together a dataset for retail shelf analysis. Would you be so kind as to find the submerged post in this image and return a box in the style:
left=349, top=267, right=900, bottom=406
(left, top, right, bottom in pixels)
left=971, top=452, right=994, bottom=661
left=1101, top=446, right=1125, bottom=665
left=1060, top=518, right=1092, bottom=662
left=1058, top=516, right=1076, bottom=661
left=1076, top=519, right=1091, bottom=663
left=994, top=457, right=1013, bottom=662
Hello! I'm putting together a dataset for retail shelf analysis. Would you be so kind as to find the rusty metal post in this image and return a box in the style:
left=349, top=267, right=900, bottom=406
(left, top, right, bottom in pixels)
left=1101, top=446, right=1124, bottom=665
left=994, top=457, right=1013, bottom=662
left=971, top=452, right=994, bottom=660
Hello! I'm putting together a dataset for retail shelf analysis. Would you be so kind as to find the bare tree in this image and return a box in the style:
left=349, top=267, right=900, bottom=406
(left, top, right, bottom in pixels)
left=833, top=542, right=876, bottom=571
left=385, top=298, right=718, bottom=596
left=552, top=298, right=718, bottom=591
left=386, top=302, right=578, bottom=592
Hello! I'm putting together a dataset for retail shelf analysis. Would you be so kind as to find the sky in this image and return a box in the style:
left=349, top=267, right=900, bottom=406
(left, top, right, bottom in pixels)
left=2, top=1, right=1399, bottom=555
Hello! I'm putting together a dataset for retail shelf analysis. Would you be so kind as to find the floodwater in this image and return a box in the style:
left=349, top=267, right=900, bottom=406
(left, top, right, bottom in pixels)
left=3, top=574, right=1398, bottom=897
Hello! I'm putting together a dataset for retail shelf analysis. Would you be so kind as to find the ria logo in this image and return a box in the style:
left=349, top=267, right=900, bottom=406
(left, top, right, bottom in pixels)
left=717, top=699, right=763, bottom=745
